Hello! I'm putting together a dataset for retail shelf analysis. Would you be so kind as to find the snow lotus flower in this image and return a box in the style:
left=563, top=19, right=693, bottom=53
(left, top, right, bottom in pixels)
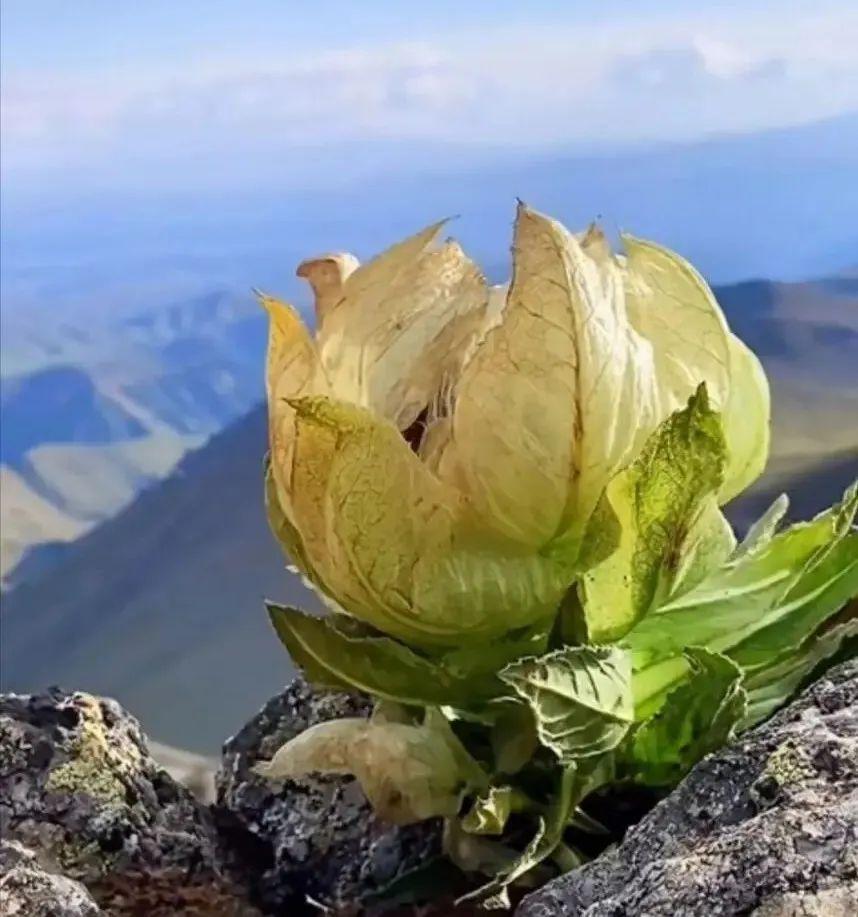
left=257, top=206, right=855, bottom=907
left=261, top=204, right=770, bottom=650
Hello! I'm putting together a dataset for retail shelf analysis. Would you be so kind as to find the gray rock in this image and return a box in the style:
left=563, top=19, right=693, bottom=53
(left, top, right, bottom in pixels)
left=751, top=883, right=858, bottom=916
left=0, top=839, right=104, bottom=916
left=216, top=675, right=441, bottom=914
left=0, top=688, right=255, bottom=915
left=517, top=658, right=858, bottom=917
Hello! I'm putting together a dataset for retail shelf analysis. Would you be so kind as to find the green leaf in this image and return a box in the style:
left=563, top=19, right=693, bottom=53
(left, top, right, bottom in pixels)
left=462, top=786, right=515, bottom=835
left=730, top=533, right=858, bottom=675
left=625, top=647, right=746, bottom=785
left=255, top=707, right=485, bottom=825
left=743, top=601, right=857, bottom=727
left=439, top=625, right=551, bottom=689
left=457, top=766, right=578, bottom=909
left=267, top=603, right=502, bottom=707
left=490, top=703, right=539, bottom=775
left=443, top=818, right=519, bottom=877
left=500, top=646, right=633, bottom=763
left=579, top=385, right=729, bottom=642
left=668, top=503, right=736, bottom=600
left=629, top=481, right=858, bottom=716
left=733, top=493, right=789, bottom=560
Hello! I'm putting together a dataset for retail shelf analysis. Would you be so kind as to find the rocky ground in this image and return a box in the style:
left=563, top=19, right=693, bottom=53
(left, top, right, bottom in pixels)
left=0, top=688, right=254, bottom=916
left=1, top=661, right=855, bottom=916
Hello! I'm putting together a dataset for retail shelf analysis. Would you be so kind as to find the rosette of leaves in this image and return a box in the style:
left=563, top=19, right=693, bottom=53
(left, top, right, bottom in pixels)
left=255, top=204, right=857, bottom=908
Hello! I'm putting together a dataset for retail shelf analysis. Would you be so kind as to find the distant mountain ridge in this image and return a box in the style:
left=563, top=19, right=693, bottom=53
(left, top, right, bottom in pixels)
left=0, top=289, right=269, bottom=584
left=1, top=273, right=855, bottom=753
left=1, top=366, right=148, bottom=465
left=717, top=278, right=858, bottom=464
left=3, top=112, right=857, bottom=313
left=717, top=277, right=858, bottom=355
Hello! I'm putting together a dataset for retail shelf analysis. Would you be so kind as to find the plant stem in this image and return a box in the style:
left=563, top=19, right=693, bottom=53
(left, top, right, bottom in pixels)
left=552, top=842, right=584, bottom=873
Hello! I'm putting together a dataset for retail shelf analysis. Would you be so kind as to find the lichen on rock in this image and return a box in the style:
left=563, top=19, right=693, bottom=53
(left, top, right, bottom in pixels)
left=754, top=738, right=819, bottom=800
left=0, top=687, right=251, bottom=914
left=42, top=694, right=142, bottom=805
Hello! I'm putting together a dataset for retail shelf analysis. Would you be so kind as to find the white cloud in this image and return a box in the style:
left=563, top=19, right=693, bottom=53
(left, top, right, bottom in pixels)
left=2, top=6, right=857, bottom=191
left=611, top=44, right=786, bottom=90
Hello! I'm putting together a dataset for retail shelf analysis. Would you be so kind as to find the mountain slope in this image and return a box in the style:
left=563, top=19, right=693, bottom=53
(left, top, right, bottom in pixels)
left=0, top=467, right=87, bottom=577
left=727, top=449, right=858, bottom=534
left=718, top=277, right=858, bottom=462
left=1, top=406, right=316, bottom=752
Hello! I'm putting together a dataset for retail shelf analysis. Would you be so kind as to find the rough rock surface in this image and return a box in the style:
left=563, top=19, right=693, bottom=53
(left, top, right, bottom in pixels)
left=0, top=688, right=254, bottom=915
left=216, top=674, right=441, bottom=915
left=0, top=839, right=104, bottom=916
left=752, top=883, right=858, bottom=916
left=517, top=658, right=858, bottom=917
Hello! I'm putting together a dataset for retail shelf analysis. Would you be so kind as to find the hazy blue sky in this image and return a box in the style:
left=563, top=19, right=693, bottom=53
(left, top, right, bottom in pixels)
left=3, top=0, right=857, bottom=196
left=2, top=0, right=857, bottom=320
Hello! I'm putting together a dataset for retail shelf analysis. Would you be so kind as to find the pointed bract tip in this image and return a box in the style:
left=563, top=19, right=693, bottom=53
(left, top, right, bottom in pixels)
left=284, top=394, right=331, bottom=424
left=256, top=292, right=296, bottom=321
left=254, top=288, right=277, bottom=311
left=618, top=230, right=651, bottom=256
left=513, top=198, right=531, bottom=220
left=691, top=381, right=711, bottom=410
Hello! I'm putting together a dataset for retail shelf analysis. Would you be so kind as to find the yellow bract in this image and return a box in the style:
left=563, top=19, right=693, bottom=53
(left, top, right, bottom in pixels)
left=261, top=204, right=771, bottom=649
left=254, top=708, right=485, bottom=824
